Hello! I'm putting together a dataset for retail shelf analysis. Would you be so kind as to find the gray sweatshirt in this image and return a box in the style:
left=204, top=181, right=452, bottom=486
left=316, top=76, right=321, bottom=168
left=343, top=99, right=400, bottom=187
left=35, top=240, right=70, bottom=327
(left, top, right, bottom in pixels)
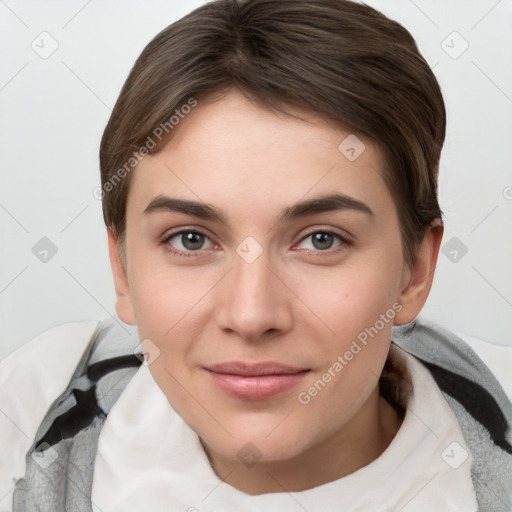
left=10, top=318, right=512, bottom=511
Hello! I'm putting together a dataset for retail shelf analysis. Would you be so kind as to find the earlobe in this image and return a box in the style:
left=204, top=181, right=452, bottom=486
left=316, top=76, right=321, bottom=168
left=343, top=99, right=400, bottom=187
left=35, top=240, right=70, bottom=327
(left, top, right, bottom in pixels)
left=107, top=228, right=137, bottom=326
left=394, top=221, right=444, bottom=326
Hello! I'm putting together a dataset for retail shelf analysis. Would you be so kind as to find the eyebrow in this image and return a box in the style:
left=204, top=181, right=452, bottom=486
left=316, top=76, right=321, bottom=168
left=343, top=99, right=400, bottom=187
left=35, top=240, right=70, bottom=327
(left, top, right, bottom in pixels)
left=143, top=192, right=374, bottom=225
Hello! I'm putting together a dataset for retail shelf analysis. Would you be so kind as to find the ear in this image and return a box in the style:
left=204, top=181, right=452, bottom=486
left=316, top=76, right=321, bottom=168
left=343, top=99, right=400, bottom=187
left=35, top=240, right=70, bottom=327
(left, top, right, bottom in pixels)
left=394, top=220, right=444, bottom=326
left=107, top=228, right=136, bottom=326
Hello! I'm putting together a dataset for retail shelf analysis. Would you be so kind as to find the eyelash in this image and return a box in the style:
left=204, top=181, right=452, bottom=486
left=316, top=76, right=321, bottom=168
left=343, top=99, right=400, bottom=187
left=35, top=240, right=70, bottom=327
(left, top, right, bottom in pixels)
left=159, top=228, right=352, bottom=258
left=159, top=229, right=216, bottom=258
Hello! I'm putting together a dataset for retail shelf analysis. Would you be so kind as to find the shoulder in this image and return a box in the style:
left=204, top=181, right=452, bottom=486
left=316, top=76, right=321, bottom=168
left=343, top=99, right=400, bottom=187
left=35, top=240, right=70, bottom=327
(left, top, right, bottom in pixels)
left=392, top=318, right=512, bottom=450
left=392, top=318, right=512, bottom=407
left=0, top=320, right=101, bottom=511
left=455, top=331, right=512, bottom=400
left=393, top=319, right=512, bottom=508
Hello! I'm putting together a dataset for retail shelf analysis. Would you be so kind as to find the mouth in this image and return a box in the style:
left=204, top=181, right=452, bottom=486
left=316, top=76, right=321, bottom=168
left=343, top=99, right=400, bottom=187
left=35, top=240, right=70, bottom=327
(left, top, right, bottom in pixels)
left=203, top=361, right=310, bottom=401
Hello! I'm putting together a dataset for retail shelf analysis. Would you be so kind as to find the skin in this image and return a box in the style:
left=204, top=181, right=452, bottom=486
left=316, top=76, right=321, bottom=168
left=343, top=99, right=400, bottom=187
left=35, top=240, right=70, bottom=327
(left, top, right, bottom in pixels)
left=108, top=89, right=443, bottom=495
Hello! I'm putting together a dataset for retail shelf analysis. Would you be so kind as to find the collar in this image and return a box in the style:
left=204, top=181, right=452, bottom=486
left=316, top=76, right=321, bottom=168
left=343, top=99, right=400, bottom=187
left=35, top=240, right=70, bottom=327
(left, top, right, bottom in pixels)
left=91, top=344, right=478, bottom=512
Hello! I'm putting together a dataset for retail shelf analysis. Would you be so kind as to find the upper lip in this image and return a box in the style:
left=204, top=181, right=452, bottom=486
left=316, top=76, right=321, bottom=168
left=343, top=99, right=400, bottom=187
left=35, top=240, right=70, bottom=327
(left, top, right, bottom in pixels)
left=204, top=361, right=309, bottom=376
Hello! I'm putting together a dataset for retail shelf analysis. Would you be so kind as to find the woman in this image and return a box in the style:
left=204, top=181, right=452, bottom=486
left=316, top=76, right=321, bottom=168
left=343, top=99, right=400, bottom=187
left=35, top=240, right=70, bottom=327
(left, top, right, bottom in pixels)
left=1, top=1, right=511, bottom=510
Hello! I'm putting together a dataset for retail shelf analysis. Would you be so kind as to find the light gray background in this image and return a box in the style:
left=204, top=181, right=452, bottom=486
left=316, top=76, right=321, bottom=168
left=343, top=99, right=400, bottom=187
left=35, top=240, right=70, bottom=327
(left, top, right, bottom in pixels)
left=1, top=0, right=511, bottom=360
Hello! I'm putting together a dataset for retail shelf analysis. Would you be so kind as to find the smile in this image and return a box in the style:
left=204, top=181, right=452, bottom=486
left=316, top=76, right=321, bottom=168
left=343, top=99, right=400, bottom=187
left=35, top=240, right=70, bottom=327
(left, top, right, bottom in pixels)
left=204, top=362, right=310, bottom=401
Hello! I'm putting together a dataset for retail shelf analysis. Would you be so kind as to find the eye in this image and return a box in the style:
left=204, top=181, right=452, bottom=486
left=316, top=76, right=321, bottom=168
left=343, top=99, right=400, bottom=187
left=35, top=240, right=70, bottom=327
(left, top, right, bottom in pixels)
left=162, top=229, right=216, bottom=254
left=296, top=230, right=350, bottom=252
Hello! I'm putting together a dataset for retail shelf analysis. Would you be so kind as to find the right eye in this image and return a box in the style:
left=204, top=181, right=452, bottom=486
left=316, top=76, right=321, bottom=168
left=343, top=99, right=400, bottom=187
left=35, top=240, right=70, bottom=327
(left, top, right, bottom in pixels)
left=161, top=229, right=217, bottom=257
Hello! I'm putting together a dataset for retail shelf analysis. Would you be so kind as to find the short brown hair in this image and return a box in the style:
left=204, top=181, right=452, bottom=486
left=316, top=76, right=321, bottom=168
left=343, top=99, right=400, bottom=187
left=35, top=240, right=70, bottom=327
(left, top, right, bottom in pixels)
left=99, top=0, right=445, bottom=266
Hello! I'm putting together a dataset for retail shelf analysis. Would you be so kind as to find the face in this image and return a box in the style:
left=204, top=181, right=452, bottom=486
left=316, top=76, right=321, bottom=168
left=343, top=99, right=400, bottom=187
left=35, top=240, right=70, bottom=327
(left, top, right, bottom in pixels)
left=110, top=89, right=433, bottom=466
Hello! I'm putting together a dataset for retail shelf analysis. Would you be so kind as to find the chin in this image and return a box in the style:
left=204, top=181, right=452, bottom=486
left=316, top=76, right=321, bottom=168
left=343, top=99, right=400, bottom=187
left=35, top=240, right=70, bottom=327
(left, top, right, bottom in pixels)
left=199, top=420, right=314, bottom=464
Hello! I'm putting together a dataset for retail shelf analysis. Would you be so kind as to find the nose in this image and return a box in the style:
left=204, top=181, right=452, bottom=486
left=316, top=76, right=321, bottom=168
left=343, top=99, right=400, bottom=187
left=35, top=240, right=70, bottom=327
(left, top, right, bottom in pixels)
left=216, top=249, right=293, bottom=342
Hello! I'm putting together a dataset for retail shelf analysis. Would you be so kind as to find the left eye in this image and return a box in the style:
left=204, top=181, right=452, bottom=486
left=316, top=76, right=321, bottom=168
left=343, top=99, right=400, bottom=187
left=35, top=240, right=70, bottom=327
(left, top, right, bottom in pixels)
left=166, top=231, right=215, bottom=252
left=296, top=231, right=346, bottom=251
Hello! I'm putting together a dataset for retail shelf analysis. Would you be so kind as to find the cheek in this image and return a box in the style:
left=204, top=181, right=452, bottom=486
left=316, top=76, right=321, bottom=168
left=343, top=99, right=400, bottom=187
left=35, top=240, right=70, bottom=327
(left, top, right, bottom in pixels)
left=289, top=252, right=403, bottom=404
left=128, top=244, right=210, bottom=337
left=300, top=258, right=402, bottom=346
left=127, top=257, right=220, bottom=403
left=129, top=267, right=206, bottom=415
left=291, top=266, right=399, bottom=437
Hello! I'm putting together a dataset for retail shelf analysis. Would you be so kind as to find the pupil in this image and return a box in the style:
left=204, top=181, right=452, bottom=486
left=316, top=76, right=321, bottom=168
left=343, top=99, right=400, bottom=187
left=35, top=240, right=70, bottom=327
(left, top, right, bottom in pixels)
left=313, top=232, right=333, bottom=250
left=183, top=232, right=204, bottom=250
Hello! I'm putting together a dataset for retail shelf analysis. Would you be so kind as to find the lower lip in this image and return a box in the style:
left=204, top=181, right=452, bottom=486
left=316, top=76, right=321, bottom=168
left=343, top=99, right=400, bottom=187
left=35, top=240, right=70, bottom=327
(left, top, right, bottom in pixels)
left=206, top=370, right=309, bottom=400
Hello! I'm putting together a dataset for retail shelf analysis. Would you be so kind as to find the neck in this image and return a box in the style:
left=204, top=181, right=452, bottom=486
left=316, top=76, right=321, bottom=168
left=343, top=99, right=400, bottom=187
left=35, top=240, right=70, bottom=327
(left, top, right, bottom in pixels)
left=202, top=387, right=403, bottom=495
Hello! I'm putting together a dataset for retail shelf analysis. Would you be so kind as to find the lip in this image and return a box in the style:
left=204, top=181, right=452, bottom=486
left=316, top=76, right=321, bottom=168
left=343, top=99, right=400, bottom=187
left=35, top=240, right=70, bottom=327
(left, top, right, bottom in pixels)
left=204, top=361, right=310, bottom=401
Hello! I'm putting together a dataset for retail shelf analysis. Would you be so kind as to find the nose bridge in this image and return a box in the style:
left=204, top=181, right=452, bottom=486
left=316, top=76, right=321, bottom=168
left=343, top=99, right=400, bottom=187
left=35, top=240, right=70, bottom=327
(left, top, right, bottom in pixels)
left=232, top=235, right=275, bottom=297
left=217, top=243, right=291, bottom=340
left=233, top=250, right=272, bottom=300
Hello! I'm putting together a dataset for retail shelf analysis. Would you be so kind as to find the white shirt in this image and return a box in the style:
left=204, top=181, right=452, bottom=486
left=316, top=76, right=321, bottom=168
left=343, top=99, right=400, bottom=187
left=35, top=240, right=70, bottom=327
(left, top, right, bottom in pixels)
left=91, top=343, right=478, bottom=512
left=5, top=320, right=511, bottom=511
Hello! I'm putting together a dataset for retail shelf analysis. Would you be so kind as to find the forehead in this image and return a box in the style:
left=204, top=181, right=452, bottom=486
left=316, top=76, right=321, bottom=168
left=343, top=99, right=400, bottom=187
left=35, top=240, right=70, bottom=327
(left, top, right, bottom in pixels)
left=127, top=90, right=395, bottom=225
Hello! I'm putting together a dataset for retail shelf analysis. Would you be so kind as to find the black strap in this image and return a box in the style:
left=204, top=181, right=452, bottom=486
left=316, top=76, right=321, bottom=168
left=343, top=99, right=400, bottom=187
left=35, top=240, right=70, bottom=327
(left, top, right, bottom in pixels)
left=87, top=354, right=143, bottom=381
left=422, top=360, right=512, bottom=454
left=35, top=355, right=142, bottom=450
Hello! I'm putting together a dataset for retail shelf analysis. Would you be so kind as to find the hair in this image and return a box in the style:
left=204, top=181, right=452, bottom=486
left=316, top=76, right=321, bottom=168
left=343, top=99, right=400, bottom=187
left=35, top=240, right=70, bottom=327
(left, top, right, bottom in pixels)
left=99, top=0, right=446, bottom=267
